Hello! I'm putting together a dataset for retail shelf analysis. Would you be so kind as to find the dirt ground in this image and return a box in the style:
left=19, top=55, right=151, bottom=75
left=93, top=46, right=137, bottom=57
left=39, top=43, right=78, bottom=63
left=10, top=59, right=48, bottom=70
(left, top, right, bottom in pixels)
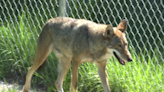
left=0, top=78, right=46, bottom=92
left=0, top=80, right=23, bottom=92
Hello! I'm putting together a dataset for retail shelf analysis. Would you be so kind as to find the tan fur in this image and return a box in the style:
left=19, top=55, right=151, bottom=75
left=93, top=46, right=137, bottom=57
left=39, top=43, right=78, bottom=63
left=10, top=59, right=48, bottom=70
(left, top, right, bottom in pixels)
left=22, top=17, right=132, bottom=92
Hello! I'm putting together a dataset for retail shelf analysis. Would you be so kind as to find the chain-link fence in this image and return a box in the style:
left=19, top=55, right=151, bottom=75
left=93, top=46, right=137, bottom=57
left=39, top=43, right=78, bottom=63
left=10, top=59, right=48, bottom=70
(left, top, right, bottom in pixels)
left=0, top=0, right=164, bottom=92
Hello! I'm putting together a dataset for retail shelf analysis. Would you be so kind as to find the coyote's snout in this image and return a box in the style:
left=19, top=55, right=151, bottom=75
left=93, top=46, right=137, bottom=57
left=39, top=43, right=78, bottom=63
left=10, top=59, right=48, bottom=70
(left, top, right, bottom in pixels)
left=107, top=20, right=133, bottom=65
left=22, top=17, right=132, bottom=92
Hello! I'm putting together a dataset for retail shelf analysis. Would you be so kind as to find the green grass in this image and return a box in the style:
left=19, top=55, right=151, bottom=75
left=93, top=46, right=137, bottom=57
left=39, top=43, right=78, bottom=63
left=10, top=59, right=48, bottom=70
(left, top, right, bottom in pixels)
left=0, top=15, right=164, bottom=92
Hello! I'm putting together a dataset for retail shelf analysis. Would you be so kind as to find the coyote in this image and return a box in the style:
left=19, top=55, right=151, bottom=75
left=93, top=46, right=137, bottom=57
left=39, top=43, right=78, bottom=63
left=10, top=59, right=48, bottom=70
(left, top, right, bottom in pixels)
left=22, top=17, right=132, bottom=92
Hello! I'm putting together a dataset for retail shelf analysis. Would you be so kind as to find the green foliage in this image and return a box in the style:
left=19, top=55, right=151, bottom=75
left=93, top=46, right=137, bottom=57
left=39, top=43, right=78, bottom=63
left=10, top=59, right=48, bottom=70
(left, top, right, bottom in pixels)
left=0, top=14, right=38, bottom=77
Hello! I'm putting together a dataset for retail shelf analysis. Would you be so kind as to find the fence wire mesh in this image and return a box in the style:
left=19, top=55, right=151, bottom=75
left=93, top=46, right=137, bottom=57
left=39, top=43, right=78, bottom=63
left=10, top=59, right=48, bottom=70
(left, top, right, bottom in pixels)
left=0, top=0, right=164, bottom=92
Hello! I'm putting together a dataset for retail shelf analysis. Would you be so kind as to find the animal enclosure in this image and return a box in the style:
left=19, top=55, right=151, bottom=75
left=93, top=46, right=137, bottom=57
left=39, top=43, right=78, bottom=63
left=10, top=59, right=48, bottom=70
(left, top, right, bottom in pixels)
left=0, top=0, right=163, bottom=92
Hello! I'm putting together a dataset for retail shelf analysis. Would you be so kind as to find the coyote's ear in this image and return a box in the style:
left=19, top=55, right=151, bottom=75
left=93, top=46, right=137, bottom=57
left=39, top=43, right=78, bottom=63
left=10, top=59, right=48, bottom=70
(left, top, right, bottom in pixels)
left=117, top=19, right=127, bottom=33
left=103, top=25, right=114, bottom=38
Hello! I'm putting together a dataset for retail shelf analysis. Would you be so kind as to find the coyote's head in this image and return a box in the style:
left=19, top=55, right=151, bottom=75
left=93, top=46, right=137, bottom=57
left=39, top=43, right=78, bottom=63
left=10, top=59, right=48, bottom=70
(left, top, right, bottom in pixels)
left=103, top=20, right=132, bottom=65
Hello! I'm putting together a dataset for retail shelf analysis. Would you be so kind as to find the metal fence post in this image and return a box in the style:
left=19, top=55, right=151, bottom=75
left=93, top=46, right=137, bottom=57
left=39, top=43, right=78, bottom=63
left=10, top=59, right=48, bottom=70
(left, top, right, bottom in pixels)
left=58, top=0, right=66, bottom=73
left=58, top=0, right=66, bottom=17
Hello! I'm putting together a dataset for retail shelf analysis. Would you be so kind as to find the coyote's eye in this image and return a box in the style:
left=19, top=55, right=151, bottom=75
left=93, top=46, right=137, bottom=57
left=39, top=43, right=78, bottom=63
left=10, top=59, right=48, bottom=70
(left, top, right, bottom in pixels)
left=118, top=44, right=122, bottom=47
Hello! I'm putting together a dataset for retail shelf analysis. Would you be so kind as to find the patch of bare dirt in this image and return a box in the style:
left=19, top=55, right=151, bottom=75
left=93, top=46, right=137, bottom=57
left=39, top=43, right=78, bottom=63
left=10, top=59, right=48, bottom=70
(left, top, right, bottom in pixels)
left=0, top=77, right=46, bottom=92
